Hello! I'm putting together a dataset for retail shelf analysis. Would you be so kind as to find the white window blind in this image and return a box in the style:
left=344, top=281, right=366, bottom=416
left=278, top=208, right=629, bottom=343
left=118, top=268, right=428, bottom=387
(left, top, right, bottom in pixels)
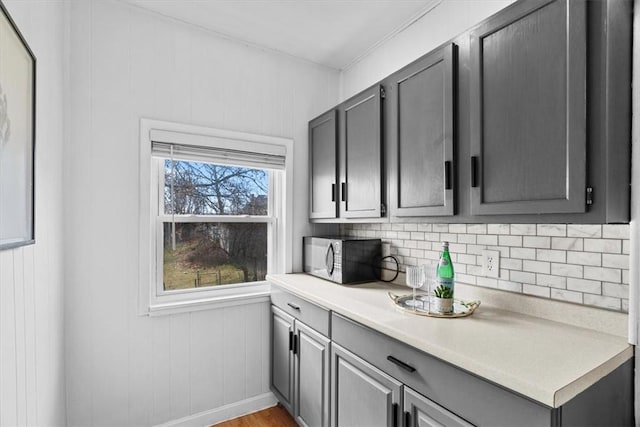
left=150, top=129, right=286, bottom=170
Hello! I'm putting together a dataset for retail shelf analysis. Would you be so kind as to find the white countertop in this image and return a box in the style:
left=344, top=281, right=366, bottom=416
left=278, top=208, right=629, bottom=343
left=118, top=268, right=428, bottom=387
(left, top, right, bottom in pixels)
left=267, top=273, right=633, bottom=408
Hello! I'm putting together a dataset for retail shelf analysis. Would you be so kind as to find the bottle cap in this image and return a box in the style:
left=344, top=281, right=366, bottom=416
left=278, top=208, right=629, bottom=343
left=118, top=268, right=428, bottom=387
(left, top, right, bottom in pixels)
left=442, top=241, right=449, bottom=247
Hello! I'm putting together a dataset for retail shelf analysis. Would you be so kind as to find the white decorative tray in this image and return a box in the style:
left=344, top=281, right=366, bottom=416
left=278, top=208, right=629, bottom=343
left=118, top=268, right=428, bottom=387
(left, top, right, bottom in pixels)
left=388, top=292, right=480, bottom=318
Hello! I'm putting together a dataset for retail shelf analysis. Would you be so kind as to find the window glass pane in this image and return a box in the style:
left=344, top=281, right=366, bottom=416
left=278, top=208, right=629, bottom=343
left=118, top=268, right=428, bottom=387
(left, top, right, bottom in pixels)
left=163, top=222, right=267, bottom=291
left=164, top=160, right=268, bottom=215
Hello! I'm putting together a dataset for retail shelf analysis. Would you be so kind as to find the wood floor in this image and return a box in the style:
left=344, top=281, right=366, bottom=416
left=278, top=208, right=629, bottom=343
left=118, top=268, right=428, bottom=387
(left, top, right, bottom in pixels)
left=213, top=405, right=297, bottom=427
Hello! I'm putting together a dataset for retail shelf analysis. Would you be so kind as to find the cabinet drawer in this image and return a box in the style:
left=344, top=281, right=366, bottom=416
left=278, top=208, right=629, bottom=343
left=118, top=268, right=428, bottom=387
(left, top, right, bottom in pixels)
left=331, top=313, right=552, bottom=426
left=271, top=285, right=330, bottom=337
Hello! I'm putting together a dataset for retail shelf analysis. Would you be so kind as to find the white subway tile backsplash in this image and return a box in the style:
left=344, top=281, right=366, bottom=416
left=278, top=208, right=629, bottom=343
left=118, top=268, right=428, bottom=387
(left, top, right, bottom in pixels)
left=602, top=282, right=628, bottom=299
left=536, top=249, right=566, bottom=263
left=458, top=234, right=477, bottom=244
left=551, top=289, right=583, bottom=304
left=449, top=224, right=467, bottom=234
left=410, top=232, right=425, bottom=241
left=536, top=274, right=566, bottom=289
left=602, top=224, right=630, bottom=239
left=342, top=223, right=629, bottom=312
left=583, top=266, right=621, bottom=283
left=510, top=247, right=536, bottom=260
left=488, top=224, right=510, bottom=235
left=583, top=294, right=621, bottom=311
left=499, top=235, right=523, bottom=247
left=567, top=278, right=602, bottom=295
left=417, top=223, right=432, bottom=232
left=432, top=224, right=449, bottom=232
left=566, top=251, right=601, bottom=266
left=584, top=239, right=622, bottom=254
left=523, top=236, right=551, bottom=249
left=601, top=254, right=629, bottom=269
left=567, top=224, right=601, bottom=238
left=501, top=258, right=523, bottom=271
left=551, top=237, right=583, bottom=251
left=510, top=270, right=537, bottom=284
left=477, top=276, right=499, bottom=288
left=498, top=280, right=522, bottom=293
left=477, top=234, right=498, bottom=246
left=510, top=224, right=537, bottom=235
left=536, top=224, right=566, bottom=236
left=523, top=284, right=551, bottom=298
left=523, top=260, right=551, bottom=274
left=467, top=224, right=487, bottom=234
left=551, top=263, right=583, bottom=278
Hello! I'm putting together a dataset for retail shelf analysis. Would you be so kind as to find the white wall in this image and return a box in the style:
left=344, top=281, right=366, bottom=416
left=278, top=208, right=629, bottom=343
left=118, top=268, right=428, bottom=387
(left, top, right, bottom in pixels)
left=64, top=1, right=339, bottom=425
left=0, top=1, right=66, bottom=426
left=340, top=0, right=515, bottom=100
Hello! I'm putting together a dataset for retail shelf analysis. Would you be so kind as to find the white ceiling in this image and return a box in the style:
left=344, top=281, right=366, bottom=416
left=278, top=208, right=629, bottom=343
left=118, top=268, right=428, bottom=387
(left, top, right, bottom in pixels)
left=121, top=0, right=441, bottom=70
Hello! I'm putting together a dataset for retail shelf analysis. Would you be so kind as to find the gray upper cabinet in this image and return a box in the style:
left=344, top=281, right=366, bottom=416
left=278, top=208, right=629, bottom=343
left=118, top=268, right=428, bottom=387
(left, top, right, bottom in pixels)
left=339, top=85, right=384, bottom=219
left=469, top=0, right=587, bottom=215
left=388, top=44, right=455, bottom=218
left=309, top=110, right=338, bottom=219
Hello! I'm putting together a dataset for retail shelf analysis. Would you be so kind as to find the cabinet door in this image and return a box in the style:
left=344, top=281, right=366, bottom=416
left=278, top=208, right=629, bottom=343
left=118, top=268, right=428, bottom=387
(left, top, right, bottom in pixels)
left=404, top=387, right=474, bottom=427
left=309, top=110, right=338, bottom=219
left=271, top=305, right=295, bottom=413
left=469, top=0, right=587, bottom=215
left=294, top=321, right=330, bottom=427
left=389, top=44, right=455, bottom=218
left=340, top=85, right=384, bottom=219
left=331, top=343, right=401, bottom=427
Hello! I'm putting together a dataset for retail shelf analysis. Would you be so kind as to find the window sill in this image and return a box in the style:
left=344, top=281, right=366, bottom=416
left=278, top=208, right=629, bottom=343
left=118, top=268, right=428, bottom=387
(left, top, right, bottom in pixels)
left=145, top=282, right=271, bottom=316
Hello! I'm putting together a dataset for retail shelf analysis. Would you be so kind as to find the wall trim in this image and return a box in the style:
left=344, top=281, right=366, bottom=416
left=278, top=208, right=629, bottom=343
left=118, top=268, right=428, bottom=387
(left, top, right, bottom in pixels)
left=153, top=393, right=278, bottom=427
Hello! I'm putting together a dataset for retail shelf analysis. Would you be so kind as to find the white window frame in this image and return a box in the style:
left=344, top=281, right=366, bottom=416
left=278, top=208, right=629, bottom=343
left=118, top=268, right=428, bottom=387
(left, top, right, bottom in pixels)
left=139, top=119, right=293, bottom=315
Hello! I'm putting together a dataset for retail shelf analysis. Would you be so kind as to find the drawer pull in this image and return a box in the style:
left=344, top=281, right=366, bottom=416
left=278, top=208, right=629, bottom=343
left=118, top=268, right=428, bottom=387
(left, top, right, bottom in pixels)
left=287, top=302, right=301, bottom=310
left=387, top=355, right=416, bottom=373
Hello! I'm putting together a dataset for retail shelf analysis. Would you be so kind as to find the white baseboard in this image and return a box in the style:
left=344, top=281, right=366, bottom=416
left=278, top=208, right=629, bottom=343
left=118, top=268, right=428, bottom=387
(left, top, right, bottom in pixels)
left=154, top=392, right=279, bottom=427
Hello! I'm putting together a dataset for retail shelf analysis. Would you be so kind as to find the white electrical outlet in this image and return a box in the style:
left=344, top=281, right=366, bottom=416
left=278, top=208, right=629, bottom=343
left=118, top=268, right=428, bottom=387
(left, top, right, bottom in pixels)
left=482, top=250, right=500, bottom=278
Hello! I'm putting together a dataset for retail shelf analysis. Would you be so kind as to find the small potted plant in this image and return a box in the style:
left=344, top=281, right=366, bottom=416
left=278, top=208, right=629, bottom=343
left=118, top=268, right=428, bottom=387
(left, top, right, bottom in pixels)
left=432, top=285, right=454, bottom=314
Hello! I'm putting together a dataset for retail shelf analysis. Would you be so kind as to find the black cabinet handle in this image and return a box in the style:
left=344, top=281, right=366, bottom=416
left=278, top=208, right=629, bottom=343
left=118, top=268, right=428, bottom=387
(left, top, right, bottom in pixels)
left=341, top=182, right=347, bottom=202
left=471, top=156, right=479, bottom=188
left=387, top=355, right=416, bottom=373
left=392, top=403, right=398, bottom=427
left=287, top=302, right=301, bottom=311
left=293, top=334, right=298, bottom=355
left=405, top=411, right=411, bottom=427
left=331, top=183, right=336, bottom=202
left=445, top=160, right=452, bottom=190
left=289, top=330, right=293, bottom=351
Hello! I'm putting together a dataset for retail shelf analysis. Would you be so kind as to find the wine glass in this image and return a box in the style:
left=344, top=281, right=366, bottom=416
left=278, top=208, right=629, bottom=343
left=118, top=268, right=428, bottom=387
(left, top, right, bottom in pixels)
left=419, top=262, right=435, bottom=312
left=405, top=265, right=425, bottom=310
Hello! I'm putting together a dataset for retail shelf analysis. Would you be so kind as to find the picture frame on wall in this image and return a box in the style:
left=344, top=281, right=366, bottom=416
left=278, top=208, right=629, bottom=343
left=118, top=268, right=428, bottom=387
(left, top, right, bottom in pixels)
left=0, top=0, right=36, bottom=250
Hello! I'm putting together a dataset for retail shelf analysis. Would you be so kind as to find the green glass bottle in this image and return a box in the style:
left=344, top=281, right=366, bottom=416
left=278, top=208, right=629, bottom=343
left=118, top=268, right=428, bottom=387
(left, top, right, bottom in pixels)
left=435, top=242, right=454, bottom=298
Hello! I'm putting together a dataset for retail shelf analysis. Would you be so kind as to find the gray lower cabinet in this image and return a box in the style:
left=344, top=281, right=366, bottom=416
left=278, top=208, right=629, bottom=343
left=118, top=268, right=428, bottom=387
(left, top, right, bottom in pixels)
left=295, top=320, right=330, bottom=427
left=271, top=305, right=295, bottom=413
left=331, top=343, right=402, bottom=427
left=404, top=387, right=473, bottom=427
left=271, top=301, right=331, bottom=427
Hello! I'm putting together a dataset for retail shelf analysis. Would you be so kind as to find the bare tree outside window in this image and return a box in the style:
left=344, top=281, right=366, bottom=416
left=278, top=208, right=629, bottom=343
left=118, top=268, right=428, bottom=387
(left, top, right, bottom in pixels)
left=162, top=160, right=269, bottom=290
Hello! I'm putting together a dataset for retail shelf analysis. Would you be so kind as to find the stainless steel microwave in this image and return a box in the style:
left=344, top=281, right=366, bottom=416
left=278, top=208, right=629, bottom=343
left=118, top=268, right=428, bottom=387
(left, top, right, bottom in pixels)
left=303, top=236, right=381, bottom=284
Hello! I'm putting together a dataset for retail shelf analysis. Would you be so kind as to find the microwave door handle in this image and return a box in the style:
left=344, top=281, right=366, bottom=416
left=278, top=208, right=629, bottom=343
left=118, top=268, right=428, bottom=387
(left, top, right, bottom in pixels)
left=325, top=244, right=335, bottom=276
